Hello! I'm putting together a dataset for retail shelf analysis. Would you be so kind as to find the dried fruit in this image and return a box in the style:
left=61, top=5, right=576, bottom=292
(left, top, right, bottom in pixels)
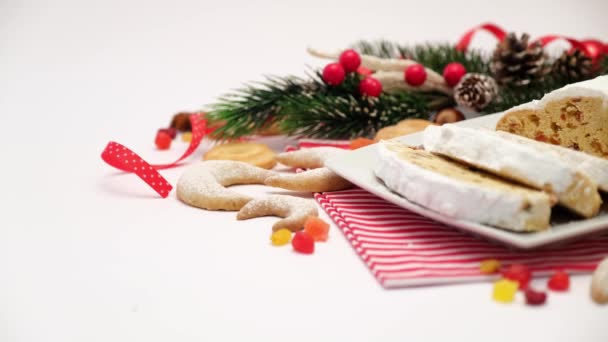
left=292, top=231, right=314, bottom=254
left=548, top=270, right=570, bottom=291
left=525, top=288, right=547, bottom=306
left=270, top=228, right=292, bottom=246
left=502, top=263, right=532, bottom=290
left=304, top=216, right=330, bottom=242
left=480, top=259, right=501, bottom=274
left=493, top=279, right=519, bottom=303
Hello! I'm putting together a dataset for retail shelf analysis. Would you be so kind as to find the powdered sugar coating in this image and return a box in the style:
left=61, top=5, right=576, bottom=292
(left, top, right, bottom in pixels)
left=176, top=160, right=276, bottom=211
left=265, top=167, right=353, bottom=192
left=236, top=195, right=318, bottom=231
left=504, top=75, right=608, bottom=114
left=276, top=147, right=347, bottom=168
left=495, top=130, right=608, bottom=192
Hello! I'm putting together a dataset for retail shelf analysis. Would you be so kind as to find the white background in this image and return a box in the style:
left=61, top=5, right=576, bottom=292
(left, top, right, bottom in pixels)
left=1, top=0, right=608, bottom=341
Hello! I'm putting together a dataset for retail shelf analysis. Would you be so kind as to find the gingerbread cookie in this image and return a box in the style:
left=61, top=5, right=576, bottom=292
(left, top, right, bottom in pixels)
left=177, top=160, right=276, bottom=211
left=265, top=167, right=352, bottom=192
left=204, top=142, right=276, bottom=169
left=236, top=195, right=318, bottom=232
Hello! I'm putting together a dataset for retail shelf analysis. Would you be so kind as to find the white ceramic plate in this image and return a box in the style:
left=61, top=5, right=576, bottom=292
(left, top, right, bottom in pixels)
left=325, top=113, right=608, bottom=249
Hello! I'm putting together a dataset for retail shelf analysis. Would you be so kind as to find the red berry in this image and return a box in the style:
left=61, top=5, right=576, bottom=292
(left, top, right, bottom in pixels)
left=548, top=270, right=570, bottom=291
left=501, top=263, right=532, bottom=290
left=525, top=288, right=547, bottom=306
left=442, top=62, right=467, bottom=87
left=359, top=77, right=383, bottom=97
left=292, top=231, right=314, bottom=254
left=339, top=49, right=361, bottom=73
left=158, top=128, right=177, bottom=139
left=155, top=131, right=172, bottom=150
left=322, top=63, right=346, bottom=86
left=404, top=64, right=427, bottom=86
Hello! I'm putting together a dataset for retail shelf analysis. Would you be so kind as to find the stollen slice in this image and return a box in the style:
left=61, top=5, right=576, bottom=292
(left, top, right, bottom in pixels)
left=494, top=130, right=608, bottom=192
left=374, top=141, right=551, bottom=232
left=423, top=125, right=601, bottom=218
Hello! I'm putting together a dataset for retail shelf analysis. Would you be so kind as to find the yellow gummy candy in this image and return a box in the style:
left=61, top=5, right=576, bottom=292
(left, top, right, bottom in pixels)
left=492, top=279, right=519, bottom=303
left=271, top=229, right=292, bottom=246
left=181, top=132, right=193, bottom=142
left=480, top=259, right=501, bottom=274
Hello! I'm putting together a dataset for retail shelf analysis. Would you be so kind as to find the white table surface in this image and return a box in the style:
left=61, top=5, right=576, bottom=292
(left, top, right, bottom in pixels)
left=1, top=0, right=607, bottom=341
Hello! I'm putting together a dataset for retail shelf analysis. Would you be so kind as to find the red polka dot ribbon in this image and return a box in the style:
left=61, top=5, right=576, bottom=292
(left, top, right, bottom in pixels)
left=101, top=114, right=207, bottom=198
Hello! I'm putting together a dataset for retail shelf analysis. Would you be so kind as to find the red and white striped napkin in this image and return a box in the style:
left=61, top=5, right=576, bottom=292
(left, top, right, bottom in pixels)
left=296, top=139, right=608, bottom=288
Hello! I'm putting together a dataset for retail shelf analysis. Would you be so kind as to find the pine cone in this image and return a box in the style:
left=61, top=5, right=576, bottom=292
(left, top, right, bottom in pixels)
left=454, top=73, right=498, bottom=111
left=552, top=49, right=593, bottom=81
left=491, top=33, right=549, bottom=86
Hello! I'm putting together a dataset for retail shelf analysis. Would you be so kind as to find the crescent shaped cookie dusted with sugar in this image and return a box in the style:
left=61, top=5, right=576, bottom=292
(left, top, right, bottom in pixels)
left=591, top=257, right=608, bottom=304
left=265, top=167, right=353, bottom=192
left=236, top=195, right=318, bottom=232
left=177, top=160, right=276, bottom=211
left=271, top=147, right=353, bottom=192
left=275, top=147, right=346, bottom=169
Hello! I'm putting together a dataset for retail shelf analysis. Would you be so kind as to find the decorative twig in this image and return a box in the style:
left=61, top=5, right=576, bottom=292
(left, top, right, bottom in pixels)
left=372, top=70, right=453, bottom=95
left=307, top=47, right=449, bottom=91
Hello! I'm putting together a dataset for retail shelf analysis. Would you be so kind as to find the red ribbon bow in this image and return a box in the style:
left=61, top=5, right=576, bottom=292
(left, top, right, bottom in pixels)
left=101, top=114, right=207, bottom=198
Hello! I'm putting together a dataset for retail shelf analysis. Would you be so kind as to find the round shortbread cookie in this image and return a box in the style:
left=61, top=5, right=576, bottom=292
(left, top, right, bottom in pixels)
left=204, top=142, right=277, bottom=169
left=177, top=160, right=276, bottom=211
left=374, top=119, right=434, bottom=141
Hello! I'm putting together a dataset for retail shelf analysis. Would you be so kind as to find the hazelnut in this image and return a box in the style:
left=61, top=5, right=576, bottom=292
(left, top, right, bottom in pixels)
left=433, top=108, right=465, bottom=125
left=170, top=112, right=194, bottom=132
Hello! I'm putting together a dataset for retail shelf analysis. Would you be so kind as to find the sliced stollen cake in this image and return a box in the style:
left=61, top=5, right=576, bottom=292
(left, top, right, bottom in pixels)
left=494, top=130, right=608, bottom=192
left=423, top=125, right=601, bottom=218
left=495, top=75, right=608, bottom=159
left=375, top=141, right=551, bottom=232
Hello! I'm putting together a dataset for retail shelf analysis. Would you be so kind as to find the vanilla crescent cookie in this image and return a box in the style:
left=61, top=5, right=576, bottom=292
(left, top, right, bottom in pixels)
left=177, top=160, right=276, bottom=211
left=271, top=147, right=353, bottom=192
left=265, top=167, right=352, bottom=192
left=236, top=195, right=318, bottom=231
left=591, top=257, right=608, bottom=304
left=204, top=142, right=277, bottom=169
left=275, top=147, right=346, bottom=168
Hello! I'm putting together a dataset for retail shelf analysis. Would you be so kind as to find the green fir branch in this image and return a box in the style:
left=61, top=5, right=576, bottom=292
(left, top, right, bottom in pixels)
left=206, top=76, right=318, bottom=138
left=351, top=41, right=490, bottom=74
left=279, top=91, right=433, bottom=139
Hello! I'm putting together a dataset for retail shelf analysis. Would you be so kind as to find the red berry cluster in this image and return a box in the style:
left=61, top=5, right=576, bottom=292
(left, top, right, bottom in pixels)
left=403, top=61, right=467, bottom=88
left=322, top=50, right=383, bottom=97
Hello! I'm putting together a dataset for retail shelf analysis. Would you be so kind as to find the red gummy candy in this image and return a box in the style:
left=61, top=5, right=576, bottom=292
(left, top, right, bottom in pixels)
left=155, top=131, right=172, bottom=150
left=292, top=231, right=314, bottom=254
left=548, top=270, right=570, bottom=291
left=525, top=288, right=547, bottom=306
left=158, top=128, right=177, bottom=139
left=501, top=263, right=532, bottom=290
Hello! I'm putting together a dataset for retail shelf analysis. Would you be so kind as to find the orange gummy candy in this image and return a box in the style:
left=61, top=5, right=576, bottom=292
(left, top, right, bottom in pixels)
left=304, top=216, right=330, bottom=242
